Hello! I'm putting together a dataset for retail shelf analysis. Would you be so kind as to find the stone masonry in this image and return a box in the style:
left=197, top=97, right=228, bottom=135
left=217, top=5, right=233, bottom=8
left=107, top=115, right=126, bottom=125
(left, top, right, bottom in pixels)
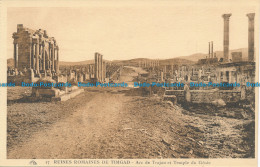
left=12, top=24, right=59, bottom=78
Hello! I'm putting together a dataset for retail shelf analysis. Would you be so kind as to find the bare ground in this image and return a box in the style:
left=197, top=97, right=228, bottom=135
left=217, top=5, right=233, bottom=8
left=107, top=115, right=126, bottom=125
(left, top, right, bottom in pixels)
left=7, top=87, right=254, bottom=159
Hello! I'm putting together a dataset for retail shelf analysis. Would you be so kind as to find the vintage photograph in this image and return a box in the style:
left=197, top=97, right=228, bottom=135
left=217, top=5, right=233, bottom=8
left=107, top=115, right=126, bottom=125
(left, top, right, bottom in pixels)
left=3, top=0, right=258, bottom=162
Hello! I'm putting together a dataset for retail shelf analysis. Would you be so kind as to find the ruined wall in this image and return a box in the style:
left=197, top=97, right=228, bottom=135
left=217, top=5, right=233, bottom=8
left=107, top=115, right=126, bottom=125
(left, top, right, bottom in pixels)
left=164, top=90, right=185, bottom=102
left=165, top=89, right=242, bottom=104
left=13, top=25, right=32, bottom=69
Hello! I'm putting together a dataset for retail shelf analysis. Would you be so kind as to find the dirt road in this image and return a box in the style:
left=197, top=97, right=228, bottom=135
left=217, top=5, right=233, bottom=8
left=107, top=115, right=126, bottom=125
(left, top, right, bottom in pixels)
left=8, top=88, right=129, bottom=159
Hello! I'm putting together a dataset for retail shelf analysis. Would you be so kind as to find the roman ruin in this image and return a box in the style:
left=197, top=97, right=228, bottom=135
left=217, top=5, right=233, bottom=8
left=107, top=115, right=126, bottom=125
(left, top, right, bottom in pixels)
left=12, top=24, right=59, bottom=78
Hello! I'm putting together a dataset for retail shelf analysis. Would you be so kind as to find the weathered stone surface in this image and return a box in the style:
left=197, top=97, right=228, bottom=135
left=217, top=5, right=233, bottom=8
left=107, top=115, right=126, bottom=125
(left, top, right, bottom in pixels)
left=165, top=89, right=241, bottom=104
left=12, top=24, right=59, bottom=77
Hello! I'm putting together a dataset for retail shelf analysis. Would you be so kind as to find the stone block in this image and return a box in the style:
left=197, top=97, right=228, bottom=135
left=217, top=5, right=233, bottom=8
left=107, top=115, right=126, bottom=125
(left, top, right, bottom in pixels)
left=38, top=88, right=59, bottom=97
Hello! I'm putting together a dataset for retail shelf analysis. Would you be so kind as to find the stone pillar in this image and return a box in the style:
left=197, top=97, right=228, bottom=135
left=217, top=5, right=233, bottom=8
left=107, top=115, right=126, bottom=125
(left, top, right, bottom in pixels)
left=247, top=13, right=255, bottom=62
left=48, top=43, right=51, bottom=70
left=95, top=52, right=99, bottom=80
left=211, top=41, right=213, bottom=58
left=52, top=44, right=55, bottom=71
left=100, top=54, right=103, bottom=82
left=103, top=62, right=106, bottom=81
left=31, top=43, right=35, bottom=70
left=56, top=46, right=59, bottom=74
left=208, top=42, right=210, bottom=58
left=35, top=41, right=39, bottom=73
left=222, top=14, right=232, bottom=62
left=42, top=42, right=45, bottom=71
left=39, top=44, right=41, bottom=70
left=13, top=43, right=18, bottom=69
left=29, top=42, right=32, bottom=69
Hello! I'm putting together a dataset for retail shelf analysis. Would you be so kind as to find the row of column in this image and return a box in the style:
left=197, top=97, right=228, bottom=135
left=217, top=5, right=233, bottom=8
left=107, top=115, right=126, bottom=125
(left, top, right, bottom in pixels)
left=222, top=13, right=255, bottom=62
left=13, top=41, right=59, bottom=74
left=30, top=41, right=59, bottom=74
left=139, top=60, right=160, bottom=67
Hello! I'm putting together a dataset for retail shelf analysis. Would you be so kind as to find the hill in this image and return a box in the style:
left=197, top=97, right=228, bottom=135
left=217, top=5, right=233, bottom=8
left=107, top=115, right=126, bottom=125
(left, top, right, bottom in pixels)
left=7, top=48, right=249, bottom=68
left=176, top=48, right=248, bottom=62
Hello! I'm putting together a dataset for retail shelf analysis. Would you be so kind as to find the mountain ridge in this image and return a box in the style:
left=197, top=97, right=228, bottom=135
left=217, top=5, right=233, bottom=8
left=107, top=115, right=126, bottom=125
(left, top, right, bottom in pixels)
left=7, top=48, right=249, bottom=67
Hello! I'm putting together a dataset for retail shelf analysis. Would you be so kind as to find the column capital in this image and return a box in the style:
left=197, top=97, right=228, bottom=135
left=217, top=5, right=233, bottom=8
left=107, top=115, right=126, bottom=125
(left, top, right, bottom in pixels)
left=247, top=13, right=255, bottom=21
left=222, top=13, right=232, bottom=20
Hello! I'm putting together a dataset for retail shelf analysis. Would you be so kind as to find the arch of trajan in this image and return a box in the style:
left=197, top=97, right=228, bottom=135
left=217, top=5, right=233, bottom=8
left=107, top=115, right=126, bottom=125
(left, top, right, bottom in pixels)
left=12, top=24, right=59, bottom=78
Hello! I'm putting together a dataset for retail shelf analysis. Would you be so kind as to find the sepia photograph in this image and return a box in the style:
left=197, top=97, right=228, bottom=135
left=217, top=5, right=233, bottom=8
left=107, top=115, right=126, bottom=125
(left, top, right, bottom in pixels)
left=0, top=0, right=259, bottom=166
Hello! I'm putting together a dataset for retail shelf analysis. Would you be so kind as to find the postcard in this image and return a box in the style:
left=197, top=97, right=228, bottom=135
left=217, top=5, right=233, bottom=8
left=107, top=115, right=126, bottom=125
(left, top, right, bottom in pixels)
left=0, top=0, right=259, bottom=166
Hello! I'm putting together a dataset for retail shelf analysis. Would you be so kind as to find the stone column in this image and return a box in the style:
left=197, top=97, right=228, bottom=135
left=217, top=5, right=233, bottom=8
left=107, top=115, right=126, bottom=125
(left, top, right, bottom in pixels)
left=56, top=46, right=59, bottom=74
left=95, top=53, right=99, bottom=80
left=52, top=44, right=55, bottom=71
left=29, top=42, right=32, bottom=69
left=211, top=41, right=213, bottom=58
left=39, top=44, right=42, bottom=70
left=35, top=41, right=39, bottom=73
left=31, top=43, right=35, bottom=70
left=208, top=42, right=210, bottom=58
left=247, top=13, right=255, bottom=62
left=103, top=62, right=106, bottom=81
left=54, top=49, right=56, bottom=73
left=222, top=14, right=232, bottom=62
left=100, top=54, right=103, bottom=82
left=13, top=42, right=18, bottom=69
left=48, top=43, right=51, bottom=70
left=42, top=42, right=45, bottom=71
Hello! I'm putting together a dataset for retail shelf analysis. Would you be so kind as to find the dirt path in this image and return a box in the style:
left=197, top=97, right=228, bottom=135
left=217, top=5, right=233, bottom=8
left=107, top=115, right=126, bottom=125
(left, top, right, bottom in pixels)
left=8, top=90, right=128, bottom=159
left=7, top=88, right=254, bottom=159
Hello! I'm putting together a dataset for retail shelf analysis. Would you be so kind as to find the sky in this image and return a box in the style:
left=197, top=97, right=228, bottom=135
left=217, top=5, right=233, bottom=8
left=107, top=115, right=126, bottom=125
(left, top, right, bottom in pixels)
left=6, top=0, right=258, bottom=62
